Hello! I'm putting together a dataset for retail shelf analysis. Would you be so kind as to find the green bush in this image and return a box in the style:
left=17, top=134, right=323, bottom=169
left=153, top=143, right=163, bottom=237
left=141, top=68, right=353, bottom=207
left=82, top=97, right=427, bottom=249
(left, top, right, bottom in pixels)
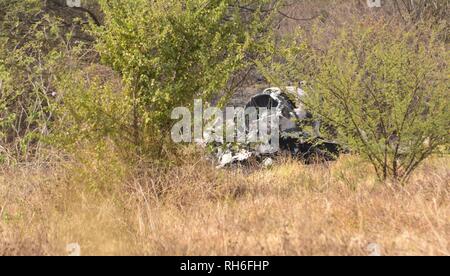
left=51, top=65, right=137, bottom=159
left=92, top=0, right=279, bottom=156
left=0, top=0, right=94, bottom=162
left=0, top=0, right=64, bottom=162
left=267, top=20, right=449, bottom=182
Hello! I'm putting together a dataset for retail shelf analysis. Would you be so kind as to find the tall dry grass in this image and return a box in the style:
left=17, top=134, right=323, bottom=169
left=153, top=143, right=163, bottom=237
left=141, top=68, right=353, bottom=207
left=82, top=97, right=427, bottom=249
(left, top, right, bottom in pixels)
left=0, top=145, right=448, bottom=256
left=1, top=0, right=448, bottom=256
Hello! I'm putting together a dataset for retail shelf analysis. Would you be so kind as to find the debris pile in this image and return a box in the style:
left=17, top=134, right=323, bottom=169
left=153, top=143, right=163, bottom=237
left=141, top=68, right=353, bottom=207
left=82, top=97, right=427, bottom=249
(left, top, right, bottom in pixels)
left=207, top=87, right=341, bottom=168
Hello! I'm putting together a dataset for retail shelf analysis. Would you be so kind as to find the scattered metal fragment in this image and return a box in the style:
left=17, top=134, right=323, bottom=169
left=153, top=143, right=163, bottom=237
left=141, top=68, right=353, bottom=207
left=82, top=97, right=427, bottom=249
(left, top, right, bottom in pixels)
left=209, top=87, right=342, bottom=167
left=262, top=158, right=274, bottom=168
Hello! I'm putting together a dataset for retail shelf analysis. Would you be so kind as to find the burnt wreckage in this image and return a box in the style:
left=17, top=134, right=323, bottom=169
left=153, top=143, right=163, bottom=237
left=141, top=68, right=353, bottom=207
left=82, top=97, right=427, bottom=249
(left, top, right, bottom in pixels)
left=210, top=87, right=341, bottom=168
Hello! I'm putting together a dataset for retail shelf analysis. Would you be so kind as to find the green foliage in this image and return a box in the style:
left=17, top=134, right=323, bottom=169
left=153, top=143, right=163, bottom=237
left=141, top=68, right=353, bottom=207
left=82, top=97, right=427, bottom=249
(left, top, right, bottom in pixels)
left=1, top=0, right=448, bottom=176
left=51, top=65, right=137, bottom=159
left=92, top=0, right=280, bottom=155
left=0, top=0, right=63, bottom=161
left=0, top=0, right=96, bottom=162
left=257, top=27, right=316, bottom=87
left=266, top=21, right=449, bottom=182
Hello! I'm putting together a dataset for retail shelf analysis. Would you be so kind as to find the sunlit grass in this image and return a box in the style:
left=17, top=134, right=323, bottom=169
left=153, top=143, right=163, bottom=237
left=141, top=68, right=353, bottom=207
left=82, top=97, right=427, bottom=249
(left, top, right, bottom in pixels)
left=1, top=146, right=448, bottom=256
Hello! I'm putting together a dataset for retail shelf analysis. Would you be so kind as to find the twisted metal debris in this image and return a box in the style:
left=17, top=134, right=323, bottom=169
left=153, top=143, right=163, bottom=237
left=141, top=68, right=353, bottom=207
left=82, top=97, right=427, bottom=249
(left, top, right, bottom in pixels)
left=208, top=87, right=341, bottom=168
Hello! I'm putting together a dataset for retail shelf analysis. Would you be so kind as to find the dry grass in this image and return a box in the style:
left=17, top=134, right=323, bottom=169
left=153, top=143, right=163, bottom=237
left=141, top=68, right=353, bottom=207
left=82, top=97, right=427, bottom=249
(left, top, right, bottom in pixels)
left=1, top=0, right=448, bottom=257
left=0, top=146, right=449, bottom=256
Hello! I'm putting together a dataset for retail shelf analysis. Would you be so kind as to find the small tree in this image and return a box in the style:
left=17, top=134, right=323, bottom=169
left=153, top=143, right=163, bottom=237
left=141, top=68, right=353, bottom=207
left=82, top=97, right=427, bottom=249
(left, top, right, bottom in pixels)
left=93, top=0, right=281, bottom=155
left=265, top=21, right=449, bottom=182
left=312, top=22, right=449, bottom=182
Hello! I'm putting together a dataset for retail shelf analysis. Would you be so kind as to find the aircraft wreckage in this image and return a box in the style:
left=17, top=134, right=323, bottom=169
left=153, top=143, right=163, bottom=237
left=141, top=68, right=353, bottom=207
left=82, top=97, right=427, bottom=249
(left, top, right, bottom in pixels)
left=203, top=87, right=342, bottom=168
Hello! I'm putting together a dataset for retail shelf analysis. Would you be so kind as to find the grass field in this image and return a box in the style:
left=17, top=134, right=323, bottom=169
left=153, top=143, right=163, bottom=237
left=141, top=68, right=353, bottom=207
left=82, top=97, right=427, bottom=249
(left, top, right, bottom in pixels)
left=1, top=0, right=448, bottom=257
left=1, top=148, right=448, bottom=256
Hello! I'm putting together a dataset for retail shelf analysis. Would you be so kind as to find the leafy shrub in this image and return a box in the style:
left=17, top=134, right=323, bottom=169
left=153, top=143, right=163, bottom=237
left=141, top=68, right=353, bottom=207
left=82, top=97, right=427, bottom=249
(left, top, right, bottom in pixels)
left=51, top=65, right=139, bottom=159
left=92, top=0, right=279, bottom=156
left=266, top=20, right=449, bottom=182
left=0, top=0, right=91, bottom=162
left=0, top=0, right=61, bottom=161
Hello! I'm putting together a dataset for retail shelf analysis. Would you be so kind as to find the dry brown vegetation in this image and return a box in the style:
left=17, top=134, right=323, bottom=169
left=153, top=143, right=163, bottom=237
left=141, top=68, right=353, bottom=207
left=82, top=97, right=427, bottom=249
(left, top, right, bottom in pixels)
left=1, top=0, right=448, bottom=256
left=1, top=145, right=448, bottom=256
